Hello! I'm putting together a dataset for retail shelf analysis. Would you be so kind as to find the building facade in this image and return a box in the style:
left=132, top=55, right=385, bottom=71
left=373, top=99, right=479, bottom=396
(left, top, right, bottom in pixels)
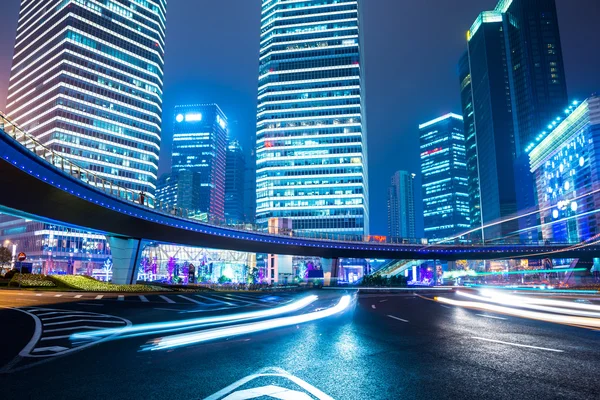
left=155, top=170, right=202, bottom=213
left=387, top=171, right=416, bottom=239
left=458, top=51, right=482, bottom=238
left=529, top=96, right=600, bottom=243
left=225, top=139, right=246, bottom=223
left=1, top=0, right=166, bottom=274
left=6, top=0, right=166, bottom=196
left=255, top=0, right=369, bottom=236
left=172, top=104, right=228, bottom=221
left=465, top=11, right=518, bottom=240
left=419, top=114, right=470, bottom=241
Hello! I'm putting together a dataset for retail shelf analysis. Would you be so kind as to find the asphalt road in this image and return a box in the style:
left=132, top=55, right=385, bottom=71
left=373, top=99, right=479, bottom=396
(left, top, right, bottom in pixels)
left=0, top=288, right=598, bottom=399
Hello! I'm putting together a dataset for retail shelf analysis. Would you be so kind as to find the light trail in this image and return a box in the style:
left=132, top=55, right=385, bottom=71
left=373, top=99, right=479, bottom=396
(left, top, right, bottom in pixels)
left=435, top=297, right=600, bottom=329
left=71, top=295, right=319, bottom=341
left=477, top=289, right=600, bottom=312
left=456, top=291, right=600, bottom=318
left=429, top=185, right=600, bottom=245
left=143, top=295, right=352, bottom=351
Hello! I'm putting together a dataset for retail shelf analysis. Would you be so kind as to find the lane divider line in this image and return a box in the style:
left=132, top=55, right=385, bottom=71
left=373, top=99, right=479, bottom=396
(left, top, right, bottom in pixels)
left=387, top=315, right=409, bottom=323
left=471, top=336, right=563, bottom=353
left=476, top=314, right=507, bottom=320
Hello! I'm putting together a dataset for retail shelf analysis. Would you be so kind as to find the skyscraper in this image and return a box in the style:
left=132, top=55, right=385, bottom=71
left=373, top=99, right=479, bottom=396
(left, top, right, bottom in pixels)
left=419, top=114, right=470, bottom=241
left=0, top=0, right=166, bottom=275
left=464, top=11, right=518, bottom=240
left=225, top=139, right=246, bottom=223
left=458, top=51, right=482, bottom=238
left=6, top=0, right=166, bottom=196
left=387, top=171, right=416, bottom=239
left=462, top=0, right=569, bottom=241
left=255, top=0, right=369, bottom=236
left=172, top=104, right=228, bottom=221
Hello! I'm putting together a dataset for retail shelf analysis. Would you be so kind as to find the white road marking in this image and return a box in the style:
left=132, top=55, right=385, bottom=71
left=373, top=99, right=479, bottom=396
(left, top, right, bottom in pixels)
left=471, top=336, right=564, bottom=353
left=220, top=384, right=312, bottom=400
left=158, top=295, right=176, bottom=304
left=54, top=295, right=62, bottom=297
left=76, top=303, right=103, bottom=306
left=379, top=299, right=388, bottom=303
left=44, top=325, right=115, bottom=333
left=45, top=319, right=125, bottom=326
left=387, top=315, right=409, bottom=323
left=440, top=305, right=451, bottom=309
left=74, top=295, right=82, bottom=298
left=94, top=295, right=104, bottom=300
left=205, top=367, right=333, bottom=400
left=42, top=314, right=111, bottom=321
left=196, top=294, right=234, bottom=306
left=41, top=334, right=76, bottom=341
left=177, top=295, right=205, bottom=305
left=371, top=304, right=376, bottom=309
left=31, top=346, right=68, bottom=353
left=212, top=294, right=257, bottom=305
left=476, top=314, right=507, bottom=320
left=117, top=295, right=124, bottom=301
left=35, top=294, right=42, bottom=297
left=139, top=295, right=149, bottom=303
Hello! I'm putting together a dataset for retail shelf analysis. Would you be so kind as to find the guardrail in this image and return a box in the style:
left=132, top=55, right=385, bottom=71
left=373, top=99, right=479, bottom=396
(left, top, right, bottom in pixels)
left=0, top=111, right=580, bottom=248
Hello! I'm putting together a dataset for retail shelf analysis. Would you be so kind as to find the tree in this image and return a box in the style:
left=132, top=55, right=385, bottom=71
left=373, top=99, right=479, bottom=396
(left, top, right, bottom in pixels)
left=0, top=246, right=12, bottom=271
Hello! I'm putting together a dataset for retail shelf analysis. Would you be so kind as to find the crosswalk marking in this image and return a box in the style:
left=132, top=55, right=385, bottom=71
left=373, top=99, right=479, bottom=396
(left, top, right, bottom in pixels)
left=54, top=295, right=62, bottom=297
left=159, top=295, right=175, bottom=304
left=36, top=294, right=42, bottom=297
left=42, top=314, right=113, bottom=321
left=213, top=294, right=258, bottom=305
left=139, top=295, right=149, bottom=303
left=45, top=325, right=110, bottom=333
left=74, top=295, right=82, bottom=298
left=195, top=294, right=234, bottom=306
left=177, top=295, right=205, bottom=305
left=95, top=295, right=104, bottom=300
left=117, top=295, right=124, bottom=301
left=45, top=319, right=125, bottom=326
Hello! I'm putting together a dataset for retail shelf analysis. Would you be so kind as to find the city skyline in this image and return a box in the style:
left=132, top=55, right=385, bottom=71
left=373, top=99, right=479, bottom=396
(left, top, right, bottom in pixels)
left=0, top=0, right=599, bottom=236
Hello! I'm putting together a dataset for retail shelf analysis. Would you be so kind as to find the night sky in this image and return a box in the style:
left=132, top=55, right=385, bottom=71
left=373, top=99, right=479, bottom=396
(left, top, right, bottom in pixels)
left=1, top=0, right=599, bottom=235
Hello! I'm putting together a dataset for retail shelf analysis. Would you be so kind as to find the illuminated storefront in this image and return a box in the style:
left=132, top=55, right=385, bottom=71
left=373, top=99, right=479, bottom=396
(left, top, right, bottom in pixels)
left=528, top=96, right=600, bottom=243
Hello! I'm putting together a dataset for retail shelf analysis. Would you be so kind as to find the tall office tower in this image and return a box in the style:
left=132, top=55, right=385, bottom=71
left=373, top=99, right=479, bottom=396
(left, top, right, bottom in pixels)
left=6, top=0, right=166, bottom=196
left=458, top=51, right=482, bottom=239
left=155, top=170, right=202, bottom=212
left=464, top=12, right=518, bottom=240
left=1, top=0, right=166, bottom=276
left=172, top=104, right=228, bottom=221
left=255, top=0, right=369, bottom=236
left=225, top=139, right=246, bottom=223
left=419, top=114, right=470, bottom=241
left=499, top=0, right=569, bottom=238
left=387, top=171, right=416, bottom=239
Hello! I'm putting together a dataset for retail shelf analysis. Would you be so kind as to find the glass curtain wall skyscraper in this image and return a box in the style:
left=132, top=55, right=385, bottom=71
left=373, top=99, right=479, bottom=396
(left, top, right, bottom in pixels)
left=419, top=114, right=470, bottom=241
left=172, top=104, right=227, bottom=221
left=465, top=11, right=518, bottom=240
left=256, top=0, right=369, bottom=236
left=458, top=51, right=482, bottom=238
left=225, top=139, right=246, bottom=223
left=6, top=0, right=167, bottom=196
left=0, top=0, right=166, bottom=275
left=387, top=171, right=416, bottom=239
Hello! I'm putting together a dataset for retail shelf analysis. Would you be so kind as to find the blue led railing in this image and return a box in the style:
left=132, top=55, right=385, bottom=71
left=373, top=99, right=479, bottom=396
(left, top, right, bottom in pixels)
left=0, top=111, right=580, bottom=248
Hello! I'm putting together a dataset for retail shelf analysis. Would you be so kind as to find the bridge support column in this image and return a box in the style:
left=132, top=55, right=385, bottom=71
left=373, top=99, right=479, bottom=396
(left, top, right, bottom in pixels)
left=107, top=236, right=144, bottom=285
left=321, top=258, right=340, bottom=287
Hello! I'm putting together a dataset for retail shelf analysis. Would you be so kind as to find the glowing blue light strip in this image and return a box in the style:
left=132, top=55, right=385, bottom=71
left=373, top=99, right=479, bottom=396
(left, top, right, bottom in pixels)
left=418, top=113, right=463, bottom=130
left=72, top=295, right=319, bottom=340
left=143, top=295, right=352, bottom=351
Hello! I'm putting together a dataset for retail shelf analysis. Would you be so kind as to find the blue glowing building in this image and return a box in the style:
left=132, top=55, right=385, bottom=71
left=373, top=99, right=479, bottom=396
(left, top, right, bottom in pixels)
left=419, top=114, right=470, bottom=241
left=172, top=104, right=228, bottom=221
left=529, top=96, right=600, bottom=243
left=255, top=0, right=369, bottom=236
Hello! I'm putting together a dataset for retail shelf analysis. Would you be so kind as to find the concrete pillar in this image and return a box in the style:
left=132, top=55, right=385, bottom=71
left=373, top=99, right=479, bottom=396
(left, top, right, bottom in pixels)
left=106, top=236, right=144, bottom=285
left=321, top=258, right=340, bottom=287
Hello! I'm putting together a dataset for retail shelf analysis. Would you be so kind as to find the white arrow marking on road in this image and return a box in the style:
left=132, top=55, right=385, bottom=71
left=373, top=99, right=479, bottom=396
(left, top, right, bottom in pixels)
left=221, top=385, right=312, bottom=400
left=31, top=346, right=68, bottom=353
left=204, top=367, right=334, bottom=400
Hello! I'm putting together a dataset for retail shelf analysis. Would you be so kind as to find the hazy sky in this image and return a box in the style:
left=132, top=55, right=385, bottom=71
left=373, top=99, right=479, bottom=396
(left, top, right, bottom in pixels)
left=1, top=0, right=599, bottom=235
